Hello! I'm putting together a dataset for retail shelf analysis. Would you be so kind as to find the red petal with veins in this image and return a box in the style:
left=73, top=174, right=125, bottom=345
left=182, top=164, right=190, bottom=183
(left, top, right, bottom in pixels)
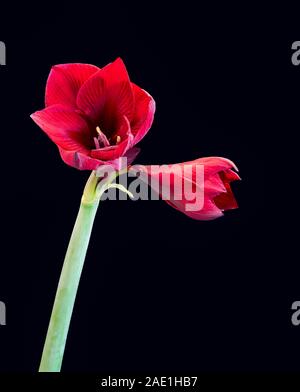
left=131, top=83, right=156, bottom=144
left=31, top=104, right=91, bottom=152
left=77, top=58, right=134, bottom=128
left=45, top=63, right=99, bottom=107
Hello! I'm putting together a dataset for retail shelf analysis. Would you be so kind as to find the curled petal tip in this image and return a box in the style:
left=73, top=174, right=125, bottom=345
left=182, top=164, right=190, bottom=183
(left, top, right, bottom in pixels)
left=223, top=157, right=239, bottom=172
left=233, top=163, right=239, bottom=172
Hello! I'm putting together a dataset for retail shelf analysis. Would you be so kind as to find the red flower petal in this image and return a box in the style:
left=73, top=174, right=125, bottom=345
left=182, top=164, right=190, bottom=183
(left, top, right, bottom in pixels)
left=45, top=63, right=99, bottom=107
left=31, top=104, right=91, bottom=152
left=214, top=181, right=238, bottom=211
left=191, top=157, right=239, bottom=175
left=58, top=148, right=103, bottom=170
left=131, top=83, right=156, bottom=145
left=77, top=58, right=134, bottom=129
left=165, top=199, right=224, bottom=220
left=213, top=169, right=240, bottom=210
left=59, top=148, right=137, bottom=171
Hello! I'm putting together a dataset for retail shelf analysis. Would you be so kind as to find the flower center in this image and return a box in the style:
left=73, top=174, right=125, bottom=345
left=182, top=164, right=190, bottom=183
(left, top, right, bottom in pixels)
left=93, top=126, right=121, bottom=149
left=93, top=126, right=110, bottom=149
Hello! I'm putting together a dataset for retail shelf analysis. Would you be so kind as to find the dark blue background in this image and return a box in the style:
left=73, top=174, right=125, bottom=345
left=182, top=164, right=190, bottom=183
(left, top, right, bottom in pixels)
left=0, top=1, right=291, bottom=373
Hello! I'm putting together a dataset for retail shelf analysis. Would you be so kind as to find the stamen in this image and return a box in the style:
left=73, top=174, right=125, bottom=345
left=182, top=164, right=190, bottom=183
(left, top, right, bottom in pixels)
left=93, top=137, right=100, bottom=149
left=94, top=126, right=110, bottom=148
left=116, top=135, right=121, bottom=144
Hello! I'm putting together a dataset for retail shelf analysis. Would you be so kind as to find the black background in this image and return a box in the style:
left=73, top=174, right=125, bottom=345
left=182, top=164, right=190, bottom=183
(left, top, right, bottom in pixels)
left=0, top=1, right=295, bottom=373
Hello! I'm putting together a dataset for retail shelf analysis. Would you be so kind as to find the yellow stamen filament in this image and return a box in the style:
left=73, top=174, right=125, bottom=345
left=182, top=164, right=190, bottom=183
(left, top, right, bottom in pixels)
left=116, top=136, right=121, bottom=144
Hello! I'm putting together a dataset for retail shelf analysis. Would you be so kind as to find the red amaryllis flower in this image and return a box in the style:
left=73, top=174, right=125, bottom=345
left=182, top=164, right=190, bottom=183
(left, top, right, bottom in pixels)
left=31, top=58, right=155, bottom=170
left=134, top=157, right=240, bottom=220
left=31, top=58, right=240, bottom=220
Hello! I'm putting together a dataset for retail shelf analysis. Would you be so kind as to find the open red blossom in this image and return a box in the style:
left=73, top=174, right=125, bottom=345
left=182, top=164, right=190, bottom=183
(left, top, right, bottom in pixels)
left=31, top=58, right=155, bottom=170
left=135, top=157, right=240, bottom=220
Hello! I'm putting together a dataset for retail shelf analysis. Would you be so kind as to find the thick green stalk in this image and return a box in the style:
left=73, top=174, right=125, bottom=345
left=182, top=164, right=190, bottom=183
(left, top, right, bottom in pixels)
left=39, top=172, right=101, bottom=372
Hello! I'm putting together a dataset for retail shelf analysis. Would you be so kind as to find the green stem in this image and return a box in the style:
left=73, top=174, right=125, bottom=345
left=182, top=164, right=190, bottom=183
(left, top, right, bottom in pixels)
left=39, top=171, right=101, bottom=372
